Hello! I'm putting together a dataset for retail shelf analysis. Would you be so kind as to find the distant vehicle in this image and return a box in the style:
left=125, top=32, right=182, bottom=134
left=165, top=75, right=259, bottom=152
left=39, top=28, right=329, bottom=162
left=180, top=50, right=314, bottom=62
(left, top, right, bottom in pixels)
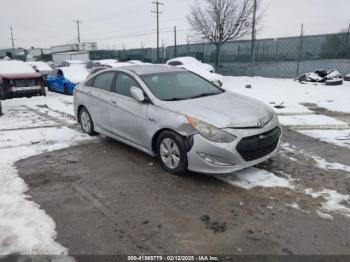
left=128, top=60, right=152, bottom=65
left=60, top=60, right=86, bottom=67
left=91, top=59, right=119, bottom=68
left=87, top=66, right=111, bottom=78
left=47, top=66, right=89, bottom=95
left=344, top=73, right=350, bottom=81
left=27, top=61, right=53, bottom=84
left=74, top=65, right=281, bottom=176
left=166, top=57, right=223, bottom=86
left=0, top=61, right=46, bottom=100
left=52, top=51, right=90, bottom=66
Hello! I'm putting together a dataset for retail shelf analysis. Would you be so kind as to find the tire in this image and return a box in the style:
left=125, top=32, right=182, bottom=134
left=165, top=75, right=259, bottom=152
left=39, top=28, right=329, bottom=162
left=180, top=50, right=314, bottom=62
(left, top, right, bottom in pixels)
left=64, top=84, right=70, bottom=95
left=47, top=82, right=53, bottom=92
left=325, top=79, right=343, bottom=86
left=0, top=87, right=7, bottom=100
left=79, top=107, right=97, bottom=136
left=0, top=101, right=2, bottom=116
left=156, top=131, right=188, bottom=176
left=40, top=86, right=47, bottom=96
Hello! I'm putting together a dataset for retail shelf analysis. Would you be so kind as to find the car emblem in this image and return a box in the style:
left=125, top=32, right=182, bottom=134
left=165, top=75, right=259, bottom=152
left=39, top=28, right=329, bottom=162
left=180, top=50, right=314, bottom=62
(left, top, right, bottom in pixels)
left=256, top=120, right=265, bottom=128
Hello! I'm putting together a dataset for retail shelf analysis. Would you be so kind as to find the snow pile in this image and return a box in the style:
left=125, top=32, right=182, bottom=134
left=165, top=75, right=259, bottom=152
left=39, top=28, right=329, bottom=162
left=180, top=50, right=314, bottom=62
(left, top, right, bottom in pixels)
left=216, top=167, right=294, bottom=190
left=222, top=76, right=350, bottom=114
left=0, top=61, right=36, bottom=75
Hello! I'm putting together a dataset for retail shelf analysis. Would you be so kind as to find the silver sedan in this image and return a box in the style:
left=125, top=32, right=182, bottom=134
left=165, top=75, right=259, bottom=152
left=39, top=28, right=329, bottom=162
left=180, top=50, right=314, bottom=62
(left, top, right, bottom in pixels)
left=74, top=65, right=281, bottom=175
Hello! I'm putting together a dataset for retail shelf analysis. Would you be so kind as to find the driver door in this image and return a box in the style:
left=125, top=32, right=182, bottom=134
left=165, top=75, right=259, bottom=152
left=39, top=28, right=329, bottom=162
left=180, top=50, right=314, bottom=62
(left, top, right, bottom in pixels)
left=108, top=72, right=149, bottom=147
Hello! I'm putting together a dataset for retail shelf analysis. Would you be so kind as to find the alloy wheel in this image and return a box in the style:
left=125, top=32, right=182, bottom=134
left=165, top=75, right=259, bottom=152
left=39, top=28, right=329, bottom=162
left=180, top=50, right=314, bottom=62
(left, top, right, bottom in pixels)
left=159, top=138, right=181, bottom=169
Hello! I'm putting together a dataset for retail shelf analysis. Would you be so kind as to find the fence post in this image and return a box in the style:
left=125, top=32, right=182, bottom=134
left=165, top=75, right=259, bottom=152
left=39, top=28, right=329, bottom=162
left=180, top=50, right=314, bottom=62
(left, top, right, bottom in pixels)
left=296, top=24, right=304, bottom=77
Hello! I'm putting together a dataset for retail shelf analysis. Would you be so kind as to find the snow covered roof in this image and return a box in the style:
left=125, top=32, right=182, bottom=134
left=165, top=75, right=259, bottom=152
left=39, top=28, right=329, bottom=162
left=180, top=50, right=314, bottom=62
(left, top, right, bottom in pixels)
left=59, top=66, right=89, bottom=83
left=0, top=61, right=36, bottom=75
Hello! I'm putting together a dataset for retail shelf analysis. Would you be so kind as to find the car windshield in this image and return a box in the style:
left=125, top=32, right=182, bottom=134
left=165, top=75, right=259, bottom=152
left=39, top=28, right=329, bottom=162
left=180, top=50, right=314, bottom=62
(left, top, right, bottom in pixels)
left=142, top=71, right=224, bottom=101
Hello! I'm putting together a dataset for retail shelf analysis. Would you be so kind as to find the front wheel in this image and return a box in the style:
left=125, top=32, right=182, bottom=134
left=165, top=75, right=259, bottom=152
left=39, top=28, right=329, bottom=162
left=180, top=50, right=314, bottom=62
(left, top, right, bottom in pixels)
left=157, top=131, right=188, bottom=176
left=79, top=107, right=97, bottom=136
left=40, top=86, right=47, bottom=96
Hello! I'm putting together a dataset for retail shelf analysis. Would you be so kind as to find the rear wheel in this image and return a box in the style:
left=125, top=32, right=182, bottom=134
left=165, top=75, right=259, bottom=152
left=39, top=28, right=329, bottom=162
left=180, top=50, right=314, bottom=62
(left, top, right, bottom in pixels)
left=79, top=107, right=97, bottom=136
left=157, top=131, right=188, bottom=176
left=0, top=87, right=7, bottom=100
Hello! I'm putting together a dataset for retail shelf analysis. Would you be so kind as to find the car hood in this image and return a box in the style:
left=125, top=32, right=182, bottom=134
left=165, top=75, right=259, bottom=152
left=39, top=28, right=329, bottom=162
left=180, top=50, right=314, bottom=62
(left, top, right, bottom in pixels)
left=156, top=91, right=274, bottom=128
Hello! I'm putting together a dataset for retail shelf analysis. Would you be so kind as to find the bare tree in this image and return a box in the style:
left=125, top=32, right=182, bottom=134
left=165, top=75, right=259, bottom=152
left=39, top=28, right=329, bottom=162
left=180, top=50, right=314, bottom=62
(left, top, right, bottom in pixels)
left=188, top=0, right=260, bottom=68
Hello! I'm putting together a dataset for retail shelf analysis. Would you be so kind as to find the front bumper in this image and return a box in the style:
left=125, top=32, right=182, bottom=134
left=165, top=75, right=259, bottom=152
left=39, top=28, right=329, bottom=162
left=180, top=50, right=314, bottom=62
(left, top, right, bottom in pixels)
left=7, top=86, right=43, bottom=97
left=187, top=117, right=281, bottom=174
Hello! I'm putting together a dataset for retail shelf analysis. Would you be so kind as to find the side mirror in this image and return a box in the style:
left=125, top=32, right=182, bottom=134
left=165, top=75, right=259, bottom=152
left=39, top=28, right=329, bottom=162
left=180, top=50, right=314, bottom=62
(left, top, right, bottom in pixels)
left=130, top=86, right=145, bottom=102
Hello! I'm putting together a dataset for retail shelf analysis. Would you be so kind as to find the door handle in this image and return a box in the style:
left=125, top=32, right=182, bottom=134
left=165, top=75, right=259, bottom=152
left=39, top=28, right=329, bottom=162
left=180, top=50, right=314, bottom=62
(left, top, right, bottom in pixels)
left=110, top=100, right=117, bottom=105
left=87, top=91, right=92, bottom=95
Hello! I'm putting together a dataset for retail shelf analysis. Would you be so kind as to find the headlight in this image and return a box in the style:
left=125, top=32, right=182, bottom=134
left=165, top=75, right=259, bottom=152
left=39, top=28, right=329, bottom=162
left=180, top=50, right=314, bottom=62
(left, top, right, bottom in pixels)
left=187, top=116, right=236, bottom=143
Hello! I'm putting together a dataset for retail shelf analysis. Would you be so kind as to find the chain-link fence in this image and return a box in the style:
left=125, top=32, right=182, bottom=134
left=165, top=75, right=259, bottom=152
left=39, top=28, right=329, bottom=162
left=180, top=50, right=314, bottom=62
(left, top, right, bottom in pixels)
left=90, top=32, right=350, bottom=78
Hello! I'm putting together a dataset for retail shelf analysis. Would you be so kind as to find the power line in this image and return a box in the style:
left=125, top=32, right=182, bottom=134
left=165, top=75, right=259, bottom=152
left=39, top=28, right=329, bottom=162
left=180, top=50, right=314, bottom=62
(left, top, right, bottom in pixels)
left=151, top=0, right=163, bottom=63
left=73, top=19, right=82, bottom=43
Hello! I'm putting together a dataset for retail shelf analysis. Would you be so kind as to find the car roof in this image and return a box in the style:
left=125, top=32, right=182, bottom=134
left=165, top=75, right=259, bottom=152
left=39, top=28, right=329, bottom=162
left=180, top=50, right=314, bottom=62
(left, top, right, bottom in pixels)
left=118, top=65, right=185, bottom=76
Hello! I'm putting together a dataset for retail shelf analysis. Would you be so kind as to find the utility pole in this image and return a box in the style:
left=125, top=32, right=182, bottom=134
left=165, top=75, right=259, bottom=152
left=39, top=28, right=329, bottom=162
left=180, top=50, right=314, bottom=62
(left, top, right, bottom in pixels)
left=174, top=26, right=177, bottom=57
left=152, top=1, right=163, bottom=63
left=346, top=22, right=350, bottom=48
left=73, top=19, right=82, bottom=43
left=251, top=0, right=257, bottom=63
left=10, top=27, right=15, bottom=50
left=296, top=24, right=304, bottom=77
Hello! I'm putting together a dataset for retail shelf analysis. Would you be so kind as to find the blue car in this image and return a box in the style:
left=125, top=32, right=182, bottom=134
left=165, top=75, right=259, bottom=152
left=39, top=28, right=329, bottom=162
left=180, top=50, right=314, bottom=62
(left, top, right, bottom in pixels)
left=47, top=67, right=88, bottom=95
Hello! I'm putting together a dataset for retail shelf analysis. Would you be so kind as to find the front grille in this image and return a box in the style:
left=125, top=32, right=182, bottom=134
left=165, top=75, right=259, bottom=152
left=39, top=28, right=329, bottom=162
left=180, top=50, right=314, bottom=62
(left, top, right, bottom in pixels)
left=236, top=127, right=281, bottom=162
left=12, top=79, right=40, bottom=87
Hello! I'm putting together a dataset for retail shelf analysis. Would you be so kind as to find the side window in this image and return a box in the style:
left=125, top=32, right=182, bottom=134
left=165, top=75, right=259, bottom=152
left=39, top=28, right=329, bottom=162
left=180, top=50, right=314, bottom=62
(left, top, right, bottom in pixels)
left=93, top=72, right=115, bottom=91
left=114, top=73, right=139, bottom=98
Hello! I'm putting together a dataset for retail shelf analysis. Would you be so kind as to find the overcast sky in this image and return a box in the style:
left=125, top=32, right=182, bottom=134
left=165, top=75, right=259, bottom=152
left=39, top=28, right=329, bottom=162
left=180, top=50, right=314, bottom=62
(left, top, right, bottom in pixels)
left=0, top=0, right=349, bottom=50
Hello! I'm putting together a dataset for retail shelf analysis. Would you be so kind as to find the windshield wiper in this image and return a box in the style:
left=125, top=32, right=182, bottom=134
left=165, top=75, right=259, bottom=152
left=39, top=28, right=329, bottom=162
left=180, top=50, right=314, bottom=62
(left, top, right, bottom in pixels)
left=164, top=97, right=185, bottom=101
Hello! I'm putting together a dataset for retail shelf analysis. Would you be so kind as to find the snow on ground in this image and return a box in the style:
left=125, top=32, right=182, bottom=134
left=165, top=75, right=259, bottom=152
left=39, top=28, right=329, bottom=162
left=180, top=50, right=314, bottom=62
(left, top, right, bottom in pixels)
left=215, top=167, right=295, bottom=190
left=305, top=189, right=350, bottom=220
left=222, top=76, right=350, bottom=114
left=278, top=115, right=348, bottom=128
left=299, top=130, right=350, bottom=150
left=0, top=92, right=93, bottom=255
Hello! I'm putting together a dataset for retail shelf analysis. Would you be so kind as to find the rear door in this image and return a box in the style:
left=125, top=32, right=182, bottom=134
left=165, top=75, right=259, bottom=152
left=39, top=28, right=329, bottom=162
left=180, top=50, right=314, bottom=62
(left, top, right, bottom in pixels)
left=87, top=71, right=116, bottom=130
left=108, top=72, right=148, bottom=147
